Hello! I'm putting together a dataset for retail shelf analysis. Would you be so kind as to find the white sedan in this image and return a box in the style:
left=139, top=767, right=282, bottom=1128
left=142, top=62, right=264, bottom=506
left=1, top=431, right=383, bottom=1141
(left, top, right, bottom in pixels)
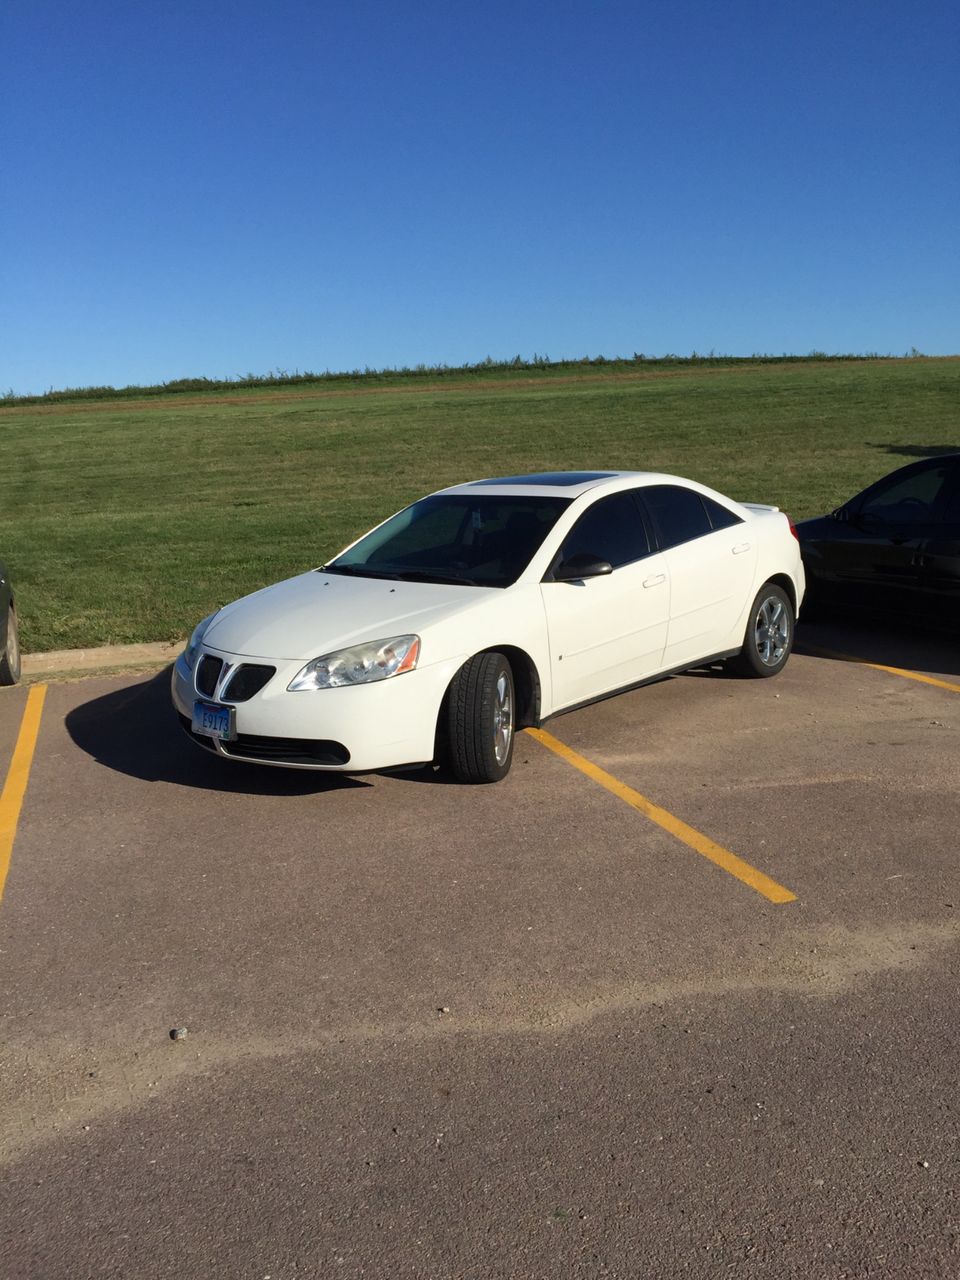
left=172, top=471, right=805, bottom=783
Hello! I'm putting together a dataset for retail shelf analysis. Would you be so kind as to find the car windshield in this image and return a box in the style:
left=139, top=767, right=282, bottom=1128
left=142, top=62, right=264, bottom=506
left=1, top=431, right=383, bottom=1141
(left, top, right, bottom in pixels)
left=325, top=494, right=572, bottom=587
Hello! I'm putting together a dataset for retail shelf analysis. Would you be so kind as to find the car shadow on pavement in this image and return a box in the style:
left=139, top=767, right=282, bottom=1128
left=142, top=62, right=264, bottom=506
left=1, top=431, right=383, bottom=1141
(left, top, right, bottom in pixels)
left=65, top=669, right=372, bottom=794
left=795, top=618, right=960, bottom=678
left=675, top=661, right=731, bottom=681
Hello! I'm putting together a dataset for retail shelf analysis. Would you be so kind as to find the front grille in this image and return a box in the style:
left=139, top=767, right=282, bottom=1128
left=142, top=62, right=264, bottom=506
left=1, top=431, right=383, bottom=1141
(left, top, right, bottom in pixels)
left=177, top=711, right=350, bottom=768
left=196, top=654, right=223, bottom=697
left=222, top=664, right=276, bottom=702
left=223, top=734, right=351, bottom=767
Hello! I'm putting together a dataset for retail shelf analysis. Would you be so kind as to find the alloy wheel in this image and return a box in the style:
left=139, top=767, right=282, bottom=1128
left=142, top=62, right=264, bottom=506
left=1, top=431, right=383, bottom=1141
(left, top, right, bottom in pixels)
left=754, top=595, right=790, bottom=666
left=493, top=670, right=513, bottom=764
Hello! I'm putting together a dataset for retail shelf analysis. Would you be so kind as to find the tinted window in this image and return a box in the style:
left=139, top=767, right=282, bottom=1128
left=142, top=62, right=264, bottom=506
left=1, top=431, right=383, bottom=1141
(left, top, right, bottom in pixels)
left=364, top=502, right=466, bottom=558
left=859, top=465, right=950, bottom=524
left=560, top=491, right=651, bottom=568
left=330, top=495, right=571, bottom=587
left=702, top=494, right=744, bottom=531
left=642, top=485, right=712, bottom=549
left=940, top=480, right=960, bottom=527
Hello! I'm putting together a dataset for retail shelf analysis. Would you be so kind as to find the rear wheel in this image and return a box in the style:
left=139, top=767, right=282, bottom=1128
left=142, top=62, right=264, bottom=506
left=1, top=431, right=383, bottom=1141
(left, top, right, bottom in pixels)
left=729, top=584, right=794, bottom=678
left=0, top=605, right=21, bottom=686
left=446, top=651, right=515, bottom=783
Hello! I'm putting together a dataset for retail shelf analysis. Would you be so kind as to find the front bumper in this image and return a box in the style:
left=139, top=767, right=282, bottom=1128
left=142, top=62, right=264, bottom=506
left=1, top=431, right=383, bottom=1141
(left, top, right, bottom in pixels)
left=171, top=646, right=463, bottom=772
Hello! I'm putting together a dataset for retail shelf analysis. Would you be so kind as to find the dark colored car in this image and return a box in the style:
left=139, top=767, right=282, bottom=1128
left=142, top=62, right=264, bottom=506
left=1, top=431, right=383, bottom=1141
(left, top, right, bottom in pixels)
left=0, top=559, right=20, bottom=685
left=797, top=454, right=960, bottom=628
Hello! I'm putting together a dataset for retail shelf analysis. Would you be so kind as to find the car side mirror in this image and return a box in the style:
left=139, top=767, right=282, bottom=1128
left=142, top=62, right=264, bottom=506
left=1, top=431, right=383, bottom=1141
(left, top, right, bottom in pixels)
left=555, top=553, right=613, bottom=581
left=837, top=503, right=870, bottom=529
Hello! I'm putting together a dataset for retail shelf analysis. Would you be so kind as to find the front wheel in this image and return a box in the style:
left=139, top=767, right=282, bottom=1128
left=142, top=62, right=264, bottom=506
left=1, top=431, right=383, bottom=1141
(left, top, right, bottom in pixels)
left=446, top=651, right=515, bottom=783
left=0, top=605, right=20, bottom=686
left=729, top=584, right=794, bottom=678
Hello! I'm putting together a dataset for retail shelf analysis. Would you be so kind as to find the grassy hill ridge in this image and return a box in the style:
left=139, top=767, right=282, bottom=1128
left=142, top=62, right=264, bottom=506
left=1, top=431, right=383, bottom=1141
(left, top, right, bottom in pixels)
left=4, top=350, right=941, bottom=409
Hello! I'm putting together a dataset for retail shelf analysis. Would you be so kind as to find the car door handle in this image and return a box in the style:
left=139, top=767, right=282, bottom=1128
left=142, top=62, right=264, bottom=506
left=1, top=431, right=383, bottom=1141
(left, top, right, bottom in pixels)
left=643, top=573, right=666, bottom=588
left=732, top=542, right=752, bottom=555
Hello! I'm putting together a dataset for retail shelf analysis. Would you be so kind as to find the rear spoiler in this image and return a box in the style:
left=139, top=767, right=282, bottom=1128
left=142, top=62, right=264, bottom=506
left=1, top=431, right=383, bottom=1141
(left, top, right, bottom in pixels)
left=740, top=502, right=780, bottom=513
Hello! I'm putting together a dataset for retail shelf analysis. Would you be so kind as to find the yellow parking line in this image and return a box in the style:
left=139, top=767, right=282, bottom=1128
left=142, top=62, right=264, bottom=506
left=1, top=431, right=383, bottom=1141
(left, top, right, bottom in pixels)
left=804, top=644, right=960, bottom=695
left=0, top=685, right=47, bottom=903
left=526, top=727, right=797, bottom=905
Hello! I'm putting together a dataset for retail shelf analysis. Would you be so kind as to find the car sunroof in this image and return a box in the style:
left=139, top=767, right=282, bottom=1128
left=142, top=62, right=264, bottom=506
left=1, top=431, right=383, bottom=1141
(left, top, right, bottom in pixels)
left=471, top=472, right=617, bottom=487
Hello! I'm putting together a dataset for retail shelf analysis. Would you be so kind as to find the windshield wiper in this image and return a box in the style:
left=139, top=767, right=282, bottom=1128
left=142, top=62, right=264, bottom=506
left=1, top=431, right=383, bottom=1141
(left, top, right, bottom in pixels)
left=318, top=564, right=404, bottom=581
left=393, top=569, right=482, bottom=586
left=320, top=564, right=484, bottom=586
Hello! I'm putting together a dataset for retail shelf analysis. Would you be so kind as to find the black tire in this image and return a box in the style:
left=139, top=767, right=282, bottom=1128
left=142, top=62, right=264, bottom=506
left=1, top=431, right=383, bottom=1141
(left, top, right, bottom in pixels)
left=728, top=583, right=794, bottom=678
left=446, top=651, right=515, bottom=784
left=0, top=605, right=20, bottom=686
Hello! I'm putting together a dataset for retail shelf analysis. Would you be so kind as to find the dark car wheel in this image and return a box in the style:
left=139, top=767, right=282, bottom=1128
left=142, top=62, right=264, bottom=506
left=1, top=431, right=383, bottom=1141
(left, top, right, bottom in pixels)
left=729, top=584, right=794, bottom=678
left=0, top=605, right=21, bottom=686
left=446, top=651, right=515, bottom=783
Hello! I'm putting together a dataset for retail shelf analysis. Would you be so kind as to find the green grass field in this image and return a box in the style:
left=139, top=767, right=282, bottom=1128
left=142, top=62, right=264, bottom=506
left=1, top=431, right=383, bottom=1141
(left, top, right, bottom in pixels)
left=1, top=358, right=958, bottom=653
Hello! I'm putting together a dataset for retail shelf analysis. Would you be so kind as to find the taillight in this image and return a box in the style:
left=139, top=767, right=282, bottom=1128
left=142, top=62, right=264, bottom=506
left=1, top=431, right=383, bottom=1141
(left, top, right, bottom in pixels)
left=785, top=514, right=799, bottom=541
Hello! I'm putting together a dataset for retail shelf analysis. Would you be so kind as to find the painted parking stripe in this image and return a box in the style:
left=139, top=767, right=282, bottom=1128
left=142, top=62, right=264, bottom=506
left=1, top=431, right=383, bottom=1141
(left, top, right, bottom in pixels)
left=526, top=727, right=797, bottom=905
left=804, top=644, right=960, bottom=695
left=0, top=685, right=47, bottom=904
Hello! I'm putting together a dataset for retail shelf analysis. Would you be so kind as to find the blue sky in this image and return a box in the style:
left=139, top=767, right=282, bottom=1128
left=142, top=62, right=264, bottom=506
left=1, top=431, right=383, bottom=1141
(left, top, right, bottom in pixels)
left=2, top=0, right=957, bottom=394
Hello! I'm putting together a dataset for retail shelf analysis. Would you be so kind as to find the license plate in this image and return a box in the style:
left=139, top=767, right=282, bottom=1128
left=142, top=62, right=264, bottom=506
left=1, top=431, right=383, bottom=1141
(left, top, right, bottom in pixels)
left=191, top=700, right=236, bottom=740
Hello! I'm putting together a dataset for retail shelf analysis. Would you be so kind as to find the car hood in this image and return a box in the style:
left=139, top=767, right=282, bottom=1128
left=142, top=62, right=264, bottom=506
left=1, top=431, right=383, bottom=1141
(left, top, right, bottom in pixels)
left=203, top=570, right=491, bottom=661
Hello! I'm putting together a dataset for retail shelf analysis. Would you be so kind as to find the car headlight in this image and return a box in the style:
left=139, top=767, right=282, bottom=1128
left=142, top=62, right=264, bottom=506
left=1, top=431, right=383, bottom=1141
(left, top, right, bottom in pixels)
left=183, top=613, right=218, bottom=671
left=288, top=635, right=420, bottom=691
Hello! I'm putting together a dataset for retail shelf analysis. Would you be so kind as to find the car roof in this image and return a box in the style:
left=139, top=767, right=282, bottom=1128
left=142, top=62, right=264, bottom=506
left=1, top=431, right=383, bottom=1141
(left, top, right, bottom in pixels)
left=439, top=470, right=685, bottom=498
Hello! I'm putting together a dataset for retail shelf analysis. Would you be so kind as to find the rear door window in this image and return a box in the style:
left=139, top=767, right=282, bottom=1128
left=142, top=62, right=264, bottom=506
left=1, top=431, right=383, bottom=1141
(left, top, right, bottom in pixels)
left=641, top=485, right=713, bottom=550
left=701, top=494, right=744, bottom=531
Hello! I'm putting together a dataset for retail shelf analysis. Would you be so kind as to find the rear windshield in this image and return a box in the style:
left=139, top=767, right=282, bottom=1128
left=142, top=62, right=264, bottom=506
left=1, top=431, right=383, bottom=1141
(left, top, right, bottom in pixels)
left=327, top=495, right=572, bottom=587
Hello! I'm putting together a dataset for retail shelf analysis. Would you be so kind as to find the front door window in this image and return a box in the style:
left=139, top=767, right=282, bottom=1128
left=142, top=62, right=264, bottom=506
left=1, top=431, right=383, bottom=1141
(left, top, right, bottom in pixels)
left=859, top=465, right=950, bottom=527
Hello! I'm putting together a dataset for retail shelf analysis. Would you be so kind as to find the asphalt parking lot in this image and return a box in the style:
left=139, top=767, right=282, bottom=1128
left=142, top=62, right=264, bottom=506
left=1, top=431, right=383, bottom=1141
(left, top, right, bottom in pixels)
left=2, top=620, right=959, bottom=1279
